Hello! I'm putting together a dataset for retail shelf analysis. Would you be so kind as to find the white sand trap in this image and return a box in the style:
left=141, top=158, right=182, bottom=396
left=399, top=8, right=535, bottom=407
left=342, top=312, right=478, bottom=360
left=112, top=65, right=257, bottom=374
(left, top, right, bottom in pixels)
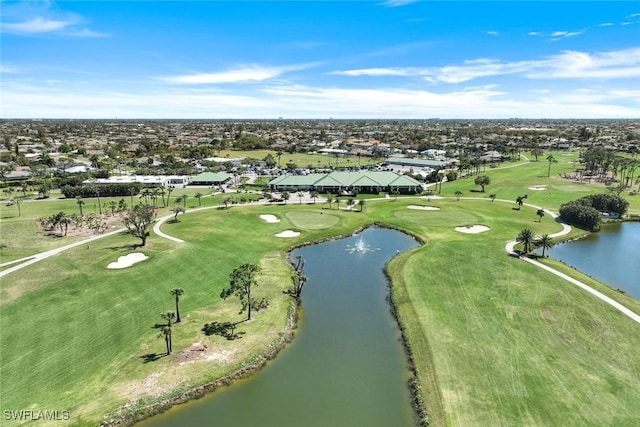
left=260, top=214, right=280, bottom=223
left=275, top=230, right=300, bottom=238
left=107, top=252, right=148, bottom=269
left=455, top=225, right=490, bottom=234
left=528, top=185, right=547, bottom=191
left=407, top=205, right=441, bottom=211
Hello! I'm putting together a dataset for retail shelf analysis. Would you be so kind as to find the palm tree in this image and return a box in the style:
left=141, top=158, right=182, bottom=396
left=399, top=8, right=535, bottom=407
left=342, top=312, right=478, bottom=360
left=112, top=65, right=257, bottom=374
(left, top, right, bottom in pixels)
left=195, top=192, right=203, bottom=207
left=489, top=193, right=497, bottom=202
left=535, top=234, right=555, bottom=257
left=346, top=198, right=355, bottom=210
left=20, top=181, right=28, bottom=198
left=174, top=195, right=184, bottom=207
left=170, top=288, right=185, bottom=323
left=76, top=196, right=85, bottom=216
left=359, top=199, right=365, bottom=212
left=516, top=228, right=536, bottom=254
left=281, top=191, right=290, bottom=205
left=109, top=200, right=117, bottom=215
left=310, top=190, right=319, bottom=204
left=515, top=195, right=524, bottom=210
left=335, top=197, right=341, bottom=210
left=182, top=194, right=188, bottom=207
left=454, top=190, right=463, bottom=201
left=536, top=208, right=545, bottom=222
left=325, top=196, right=333, bottom=210
left=546, top=154, right=556, bottom=177
left=166, top=188, right=174, bottom=207
left=297, top=191, right=304, bottom=205
left=172, top=205, right=185, bottom=222
left=161, top=311, right=176, bottom=328
left=157, top=325, right=172, bottom=355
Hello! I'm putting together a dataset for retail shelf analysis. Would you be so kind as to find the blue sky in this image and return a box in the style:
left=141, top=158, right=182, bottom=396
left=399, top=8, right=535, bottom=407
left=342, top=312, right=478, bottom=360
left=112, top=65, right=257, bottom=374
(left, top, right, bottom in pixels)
left=1, top=1, right=639, bottom=119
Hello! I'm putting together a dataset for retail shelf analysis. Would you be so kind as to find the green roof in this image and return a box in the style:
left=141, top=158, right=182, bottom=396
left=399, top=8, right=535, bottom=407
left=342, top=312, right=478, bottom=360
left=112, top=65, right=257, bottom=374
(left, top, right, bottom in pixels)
left=190, top=172, right=232, bottom=183
left=268, top=171, right=421, bottom=188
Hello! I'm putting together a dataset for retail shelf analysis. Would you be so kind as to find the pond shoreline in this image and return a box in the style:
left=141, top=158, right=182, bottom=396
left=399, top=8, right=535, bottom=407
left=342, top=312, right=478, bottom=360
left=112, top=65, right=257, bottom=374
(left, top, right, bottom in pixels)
left=103, top=223, right=429, bottom=427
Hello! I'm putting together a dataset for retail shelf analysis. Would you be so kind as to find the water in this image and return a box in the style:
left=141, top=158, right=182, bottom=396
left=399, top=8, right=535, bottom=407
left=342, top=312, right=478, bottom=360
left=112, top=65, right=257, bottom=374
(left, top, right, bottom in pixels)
left=142, top=227, right=419, bottom=427
left=547, top=222, right=640, bottom=299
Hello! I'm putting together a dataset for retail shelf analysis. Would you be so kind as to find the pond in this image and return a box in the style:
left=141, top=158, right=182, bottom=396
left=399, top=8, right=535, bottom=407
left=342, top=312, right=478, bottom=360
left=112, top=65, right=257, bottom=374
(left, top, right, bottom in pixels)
left=140, top=227, right=420, bottom=426
left=547, top=222, right=640, bottom=300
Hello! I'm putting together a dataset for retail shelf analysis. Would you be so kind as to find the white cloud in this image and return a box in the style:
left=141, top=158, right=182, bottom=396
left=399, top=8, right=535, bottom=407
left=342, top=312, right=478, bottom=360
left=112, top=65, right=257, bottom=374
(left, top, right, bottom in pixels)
left=550, top=30, right=586, bottom=41
left=332, top=48, right=640, bottom=83
left=0, top=65, right=22, bottom=74
left=0, top=2, right=106, bottom=37
left=483, top=31, right=499, bottom=36
left=160, top=64, right=317, bottom=84
left=2, top=17, right=70, bottom=33
left=528, top=32, right=542, bottom=36
left=599, top=23, right=614, bottom=27
left=4, top=82, right=639, bottom=119
left=379, top=0, right=420, bottom=7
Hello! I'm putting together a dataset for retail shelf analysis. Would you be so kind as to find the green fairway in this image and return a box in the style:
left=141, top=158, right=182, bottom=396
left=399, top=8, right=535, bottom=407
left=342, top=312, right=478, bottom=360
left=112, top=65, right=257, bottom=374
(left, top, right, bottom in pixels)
left=284, top=210, right=341, bottom=229
left=1, top=151, right=640, bottom=426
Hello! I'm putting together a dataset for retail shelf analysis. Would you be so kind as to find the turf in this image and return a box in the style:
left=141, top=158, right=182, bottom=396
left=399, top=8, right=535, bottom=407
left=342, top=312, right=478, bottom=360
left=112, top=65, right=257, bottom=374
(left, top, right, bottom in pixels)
left=1, top=150, right=640, bottom=426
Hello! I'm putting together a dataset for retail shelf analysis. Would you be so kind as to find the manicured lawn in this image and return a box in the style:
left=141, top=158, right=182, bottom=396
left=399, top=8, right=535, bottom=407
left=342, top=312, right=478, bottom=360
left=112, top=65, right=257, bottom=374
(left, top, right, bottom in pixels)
left=1, top=150, right=639, bottom=426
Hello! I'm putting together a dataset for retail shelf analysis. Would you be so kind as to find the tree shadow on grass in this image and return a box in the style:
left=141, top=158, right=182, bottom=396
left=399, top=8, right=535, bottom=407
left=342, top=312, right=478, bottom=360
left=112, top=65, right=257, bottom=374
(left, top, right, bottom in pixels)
left=140, top=352, right=166, bottom=363
left=202, top=321, right=246, bottom=340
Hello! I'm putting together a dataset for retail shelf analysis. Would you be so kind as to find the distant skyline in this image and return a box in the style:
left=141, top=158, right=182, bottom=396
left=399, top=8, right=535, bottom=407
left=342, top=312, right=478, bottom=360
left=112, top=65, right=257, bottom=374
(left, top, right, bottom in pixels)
left=1, top=1, right=639, bottom=119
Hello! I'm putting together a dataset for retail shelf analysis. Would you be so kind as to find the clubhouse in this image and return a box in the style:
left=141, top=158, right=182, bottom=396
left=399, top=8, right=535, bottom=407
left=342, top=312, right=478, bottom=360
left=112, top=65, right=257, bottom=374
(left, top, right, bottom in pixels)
left=268, top=171, right=423, bottom=194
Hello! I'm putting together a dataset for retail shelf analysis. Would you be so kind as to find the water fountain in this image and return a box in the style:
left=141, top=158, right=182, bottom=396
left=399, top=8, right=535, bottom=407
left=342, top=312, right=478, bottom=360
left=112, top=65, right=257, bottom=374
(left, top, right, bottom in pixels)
left=346, top=235, right=379, bottom=254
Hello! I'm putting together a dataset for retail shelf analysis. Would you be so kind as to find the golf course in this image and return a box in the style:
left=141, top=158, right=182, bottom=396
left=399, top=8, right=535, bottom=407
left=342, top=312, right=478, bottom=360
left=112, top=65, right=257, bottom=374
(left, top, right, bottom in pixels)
left=1, top=150, right=639, bottom=426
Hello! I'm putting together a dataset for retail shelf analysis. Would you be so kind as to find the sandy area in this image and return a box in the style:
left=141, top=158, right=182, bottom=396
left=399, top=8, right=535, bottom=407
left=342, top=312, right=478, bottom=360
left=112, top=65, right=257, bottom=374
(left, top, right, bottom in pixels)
left=275, top=230, right=301, bottom=238
left=107, top=252, right=148, bottom=269
left=407, top=205, right=440, bottom=211
left=455, top=225, right=490, bottom=234
left=528, top=185, right=547, bottom=191
left=260, top=214, right=280, bottom=223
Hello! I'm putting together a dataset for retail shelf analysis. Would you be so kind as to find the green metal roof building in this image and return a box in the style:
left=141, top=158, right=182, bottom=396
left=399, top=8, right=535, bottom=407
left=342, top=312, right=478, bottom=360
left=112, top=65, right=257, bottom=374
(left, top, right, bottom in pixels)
left=189, top=172, right=232, bottom=185
left=268, top=171, right=422, bottom=194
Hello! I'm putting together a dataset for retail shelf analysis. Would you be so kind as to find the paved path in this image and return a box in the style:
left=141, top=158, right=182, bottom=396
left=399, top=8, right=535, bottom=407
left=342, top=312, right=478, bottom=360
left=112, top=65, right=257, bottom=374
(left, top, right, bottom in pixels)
left=497, top=199, right=640, bottom=324
left=0, top=227, right=127, bottom=278
left=3, top=195, right=640, bottom=324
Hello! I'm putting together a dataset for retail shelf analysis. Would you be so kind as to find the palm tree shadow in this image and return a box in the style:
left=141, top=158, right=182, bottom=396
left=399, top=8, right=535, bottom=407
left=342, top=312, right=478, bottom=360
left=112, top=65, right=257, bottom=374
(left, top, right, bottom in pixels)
left=140, top=352, right=166, bottom=363
left=202, top=321, right=246, bottom=340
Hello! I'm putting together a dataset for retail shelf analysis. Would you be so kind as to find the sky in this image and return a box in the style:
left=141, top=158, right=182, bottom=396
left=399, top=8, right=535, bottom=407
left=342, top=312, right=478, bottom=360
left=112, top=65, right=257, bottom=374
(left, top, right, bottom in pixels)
left=1, top=1, right=639, bottom=119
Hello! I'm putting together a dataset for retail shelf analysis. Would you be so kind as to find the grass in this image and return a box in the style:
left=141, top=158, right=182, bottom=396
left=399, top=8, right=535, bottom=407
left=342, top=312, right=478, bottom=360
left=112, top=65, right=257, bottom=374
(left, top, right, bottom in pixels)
left=1, top=150, right=639, bottom=426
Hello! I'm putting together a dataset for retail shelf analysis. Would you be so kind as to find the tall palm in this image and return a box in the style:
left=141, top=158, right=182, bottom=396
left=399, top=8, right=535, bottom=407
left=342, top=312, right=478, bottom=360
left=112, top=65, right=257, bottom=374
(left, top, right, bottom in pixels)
left=359, top=199, right=365, bottom=212
left=516, top=228, right=536, bottom=254
left=535, top=234, right=555, bottom=257
left=157, top=325, right=172, bottom=355
left=536, top=208, right=545, bottom=222
left=170, top=288, right=185, bottom=323
left=310, top=190, right=319, bottom=204
left=76, top=196, right=85, bottom=216
left=546, top=154, right=556, bottom=177
left=454, top=190, right=463, bottom=201
left=195, top=192, right=203, bottom=207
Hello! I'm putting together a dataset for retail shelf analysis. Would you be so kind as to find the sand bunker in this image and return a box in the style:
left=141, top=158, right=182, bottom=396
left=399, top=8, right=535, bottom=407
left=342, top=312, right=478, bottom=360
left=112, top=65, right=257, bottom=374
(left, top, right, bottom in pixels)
left=455, top=225, right=490, bottom=234
left=275, top=230, right=301, bottom=238
left=407, top=205, right=440, bottom=211
left=260, top=214, right=280, bottom=223
left=107, top=252, right=148, bottom=269
left=528, top=185, right=547, bottom=191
